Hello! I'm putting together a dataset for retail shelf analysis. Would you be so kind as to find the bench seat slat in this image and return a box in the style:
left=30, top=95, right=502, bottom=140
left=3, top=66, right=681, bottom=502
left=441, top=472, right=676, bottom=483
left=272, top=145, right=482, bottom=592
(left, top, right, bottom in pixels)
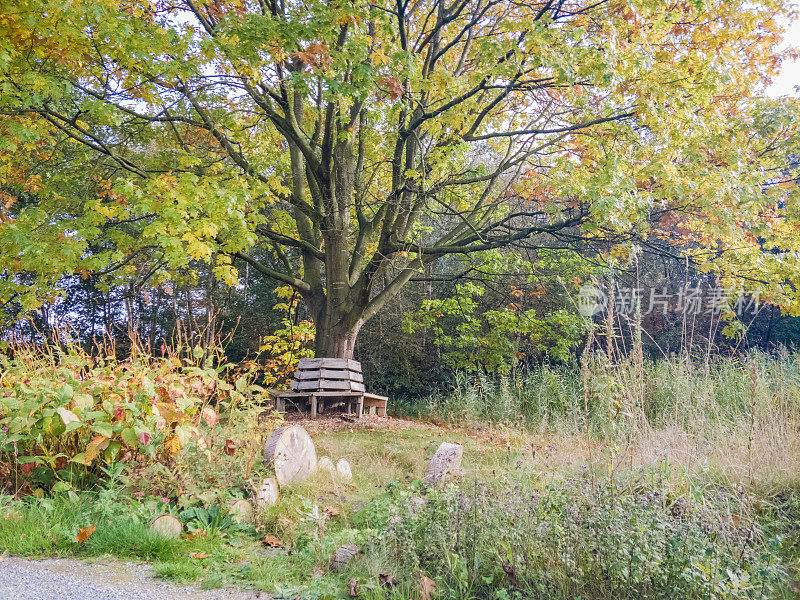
left=294, top=369, right=364, bottom=382
left=297, top=358, right=361, bottom=371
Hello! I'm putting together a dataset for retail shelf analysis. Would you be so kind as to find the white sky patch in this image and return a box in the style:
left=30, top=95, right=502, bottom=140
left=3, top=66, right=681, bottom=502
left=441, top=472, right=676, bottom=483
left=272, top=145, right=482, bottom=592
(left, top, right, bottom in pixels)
left=765, top=13, right=800, bottom=97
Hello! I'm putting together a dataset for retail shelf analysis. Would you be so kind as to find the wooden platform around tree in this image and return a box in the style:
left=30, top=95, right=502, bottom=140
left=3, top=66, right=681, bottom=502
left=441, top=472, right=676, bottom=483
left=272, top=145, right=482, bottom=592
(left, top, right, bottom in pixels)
left=268, top=358, right=388, bottom=418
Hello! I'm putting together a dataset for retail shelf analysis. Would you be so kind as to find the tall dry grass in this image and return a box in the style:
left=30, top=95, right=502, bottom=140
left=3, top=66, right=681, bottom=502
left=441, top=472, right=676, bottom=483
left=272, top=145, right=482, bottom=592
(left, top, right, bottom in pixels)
left=422, top=350, right=800, bottom=488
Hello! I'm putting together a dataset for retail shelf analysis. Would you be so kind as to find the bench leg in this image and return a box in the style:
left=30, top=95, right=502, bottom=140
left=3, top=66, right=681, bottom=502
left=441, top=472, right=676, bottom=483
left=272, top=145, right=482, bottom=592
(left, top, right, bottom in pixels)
left=357, top=396, right=363, bottom=419
left=276, top=397, right=285, bottom=412
left=379, top=402, right=387, bottom=417
left=310, top=394, right=317, bottom=418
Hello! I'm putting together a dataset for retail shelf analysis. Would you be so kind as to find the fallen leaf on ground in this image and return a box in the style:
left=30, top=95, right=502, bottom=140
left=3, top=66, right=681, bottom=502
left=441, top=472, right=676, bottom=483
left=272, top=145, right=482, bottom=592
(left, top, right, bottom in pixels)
left=263, top=534, right=283, bottom=547
left=379, top=573, right=397, bottom=588
left=323, top=505, right=340, bottom=518
left=419, top=574, right=436, bottom=600
left=189, top=551, right=210, bottom=559
left=75, top=525, right=95, bottom=543
left=348, top=577, right=358, bottom=596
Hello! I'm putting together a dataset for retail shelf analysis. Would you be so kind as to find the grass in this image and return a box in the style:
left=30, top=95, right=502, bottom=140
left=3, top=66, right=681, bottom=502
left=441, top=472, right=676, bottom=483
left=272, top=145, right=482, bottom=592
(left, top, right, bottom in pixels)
left=2, top=350, right=800, bottom=598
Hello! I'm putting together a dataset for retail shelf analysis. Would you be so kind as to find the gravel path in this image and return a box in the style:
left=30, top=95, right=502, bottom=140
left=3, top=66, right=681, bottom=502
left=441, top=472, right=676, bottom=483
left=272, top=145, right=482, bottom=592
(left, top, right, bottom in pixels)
left=0, top=556, right=262, bottom=600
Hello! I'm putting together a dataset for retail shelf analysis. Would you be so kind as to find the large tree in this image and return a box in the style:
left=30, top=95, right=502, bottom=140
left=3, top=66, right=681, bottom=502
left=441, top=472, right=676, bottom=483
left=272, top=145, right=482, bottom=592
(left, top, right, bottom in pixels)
left=0, top=0, right=798, bottom=357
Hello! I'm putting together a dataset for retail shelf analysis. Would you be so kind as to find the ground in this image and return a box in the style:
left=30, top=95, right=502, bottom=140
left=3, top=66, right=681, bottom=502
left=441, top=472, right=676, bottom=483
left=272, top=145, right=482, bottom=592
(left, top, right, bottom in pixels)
left=2, top=411, right=798, bottom=598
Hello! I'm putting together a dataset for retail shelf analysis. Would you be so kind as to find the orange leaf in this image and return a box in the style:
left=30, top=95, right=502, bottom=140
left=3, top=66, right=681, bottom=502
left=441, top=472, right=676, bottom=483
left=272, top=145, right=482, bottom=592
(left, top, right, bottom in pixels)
left=75, top=525, right=95, bottom=543
left=189, top=551, right=210, bottom=559
left=263, top=534, right=283, bottom=547
left=201, top=406, right=218, bottom=426
left=419, top=574, right=436, bottom=600
left=223, top=439, right=236, bottom=456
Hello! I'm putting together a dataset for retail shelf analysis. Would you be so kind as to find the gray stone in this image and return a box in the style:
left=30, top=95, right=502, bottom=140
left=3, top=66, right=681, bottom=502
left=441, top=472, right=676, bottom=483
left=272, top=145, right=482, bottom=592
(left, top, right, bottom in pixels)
left=330, top=544, right=360, bottom=571
left=409, top=496, right=428, bottom=514
left=228, top=499, right=254, bottom=524
left=423, top=442, right=464, bottom=487
left=317, top=456, right=335, bottom=477
left=149, top=514, right=182, bottom=539
left=335, top=459, right=353, bottom=481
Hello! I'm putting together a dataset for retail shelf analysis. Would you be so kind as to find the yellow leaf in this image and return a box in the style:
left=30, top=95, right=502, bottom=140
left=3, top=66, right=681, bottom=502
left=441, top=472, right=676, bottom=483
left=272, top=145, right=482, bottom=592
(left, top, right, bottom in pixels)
left=164, top=435, right=181, bottom=456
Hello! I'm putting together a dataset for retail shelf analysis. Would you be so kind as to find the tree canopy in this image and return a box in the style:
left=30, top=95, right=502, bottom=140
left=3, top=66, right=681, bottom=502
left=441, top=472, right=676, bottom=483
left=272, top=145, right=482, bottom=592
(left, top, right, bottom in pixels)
left=1, top=0, right=798, bottom=357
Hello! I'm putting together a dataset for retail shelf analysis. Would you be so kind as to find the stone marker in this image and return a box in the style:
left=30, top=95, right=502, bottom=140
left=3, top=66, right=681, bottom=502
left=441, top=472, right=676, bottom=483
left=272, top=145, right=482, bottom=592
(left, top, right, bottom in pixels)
left=228, top=498, right=254, bottom=524
left=330, top=543, right=360, bottom=571
left=317, top=456, right=335, bottom=477
left=150, top=514, right=182, bottom=539
left=335, top=458, right=353, bottom=481
left=263, top=425, right=318, bottom=486
left=256, top=476, right=279, bottom=508
left=423, top=442, right=464, bottom=487
left=408, top=496, right=428, bottom=514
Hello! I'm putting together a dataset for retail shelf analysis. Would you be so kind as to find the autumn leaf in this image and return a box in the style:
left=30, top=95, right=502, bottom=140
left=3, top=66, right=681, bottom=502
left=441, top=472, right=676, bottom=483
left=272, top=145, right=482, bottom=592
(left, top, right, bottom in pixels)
left=56, top=407, right=80, bottom=426
left=323, top=505, right=340, bottom=519
left=75, top=525, right=95, bottom=543
left=263, top=534, right=283, bottom=547
left=163, top=435, right=181, bottom=456
left=223, top=439, right=236, bottom=456
left=419, top=574, right=436, bottom=600
left=201, top=406, right=218, bottom=426
left=348, top=578, right=359, bottom=596
left=84, top=436, right=110, bottom=463
left=378, top=75, right=404, bottom=101
left=189, top=551, right=210, bottom=559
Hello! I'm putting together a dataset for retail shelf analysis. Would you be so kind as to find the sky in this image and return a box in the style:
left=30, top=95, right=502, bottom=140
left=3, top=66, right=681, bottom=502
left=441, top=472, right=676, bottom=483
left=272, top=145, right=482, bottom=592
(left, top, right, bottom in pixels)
left=765, top=15, right=800, bottom=97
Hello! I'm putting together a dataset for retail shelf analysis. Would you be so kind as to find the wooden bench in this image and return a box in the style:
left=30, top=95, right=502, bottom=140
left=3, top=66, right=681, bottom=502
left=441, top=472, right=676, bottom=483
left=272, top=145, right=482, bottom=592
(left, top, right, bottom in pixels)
left=268, top=358, right=388, bottom=418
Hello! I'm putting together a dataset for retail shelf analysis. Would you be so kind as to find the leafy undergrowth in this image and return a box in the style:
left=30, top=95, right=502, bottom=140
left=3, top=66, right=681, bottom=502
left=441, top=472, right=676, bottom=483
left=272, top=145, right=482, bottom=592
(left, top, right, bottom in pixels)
left=1, top=415, right=799, bottom=599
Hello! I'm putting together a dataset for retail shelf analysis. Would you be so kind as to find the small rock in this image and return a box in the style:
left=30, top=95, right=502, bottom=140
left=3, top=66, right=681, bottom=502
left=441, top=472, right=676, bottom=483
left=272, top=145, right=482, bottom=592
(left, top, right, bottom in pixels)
left=317, top=456, right=335, bottom=477
left=409, top=496, right=428, bottom=514
left=150, top=514, right=182, bottom=539
left=228, top=498, right=254, bottom=524
left=335, top=459, right=353, bottom=481
left=256, top=477, right=279, bottom=508
left=423, top=442, right=464, bottom=488
left=330, top=543, right=359, bottom=571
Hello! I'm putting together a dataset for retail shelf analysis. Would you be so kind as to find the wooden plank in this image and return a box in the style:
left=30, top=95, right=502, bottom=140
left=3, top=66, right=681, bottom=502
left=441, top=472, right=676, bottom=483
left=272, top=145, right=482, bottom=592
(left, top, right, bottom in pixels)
left=274, top=390, right=364, bottom=398
left=292, top=379, right=366, bottom=392
left=296, top=357, right=362, bottom=371
left=295, top=369, right=363, bottom=382
left=363, top=392, right=389, bottom=401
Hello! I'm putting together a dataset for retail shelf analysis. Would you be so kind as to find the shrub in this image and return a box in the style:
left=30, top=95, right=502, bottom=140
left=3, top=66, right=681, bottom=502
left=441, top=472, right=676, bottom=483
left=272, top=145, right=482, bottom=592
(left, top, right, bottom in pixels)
left=377, top=477, right=789, bottom=599
left=0, top=340, right=269, bottom=494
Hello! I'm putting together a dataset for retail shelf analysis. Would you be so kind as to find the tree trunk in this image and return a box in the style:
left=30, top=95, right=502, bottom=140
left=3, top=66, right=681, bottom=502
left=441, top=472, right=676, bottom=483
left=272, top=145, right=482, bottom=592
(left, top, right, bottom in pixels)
left=313, top=317, right=362, bottom=359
